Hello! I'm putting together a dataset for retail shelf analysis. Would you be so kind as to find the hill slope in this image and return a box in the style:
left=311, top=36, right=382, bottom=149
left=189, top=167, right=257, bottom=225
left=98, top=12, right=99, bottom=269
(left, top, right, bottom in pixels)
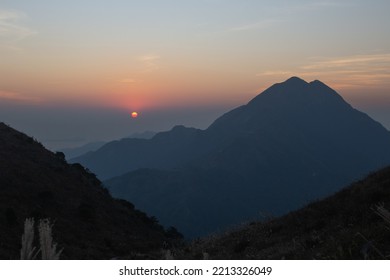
left=0, top=123, right=171, bottom=259
left=104, top=77, right=390, bottom=238
left=180, top=166, right=390, bottom=259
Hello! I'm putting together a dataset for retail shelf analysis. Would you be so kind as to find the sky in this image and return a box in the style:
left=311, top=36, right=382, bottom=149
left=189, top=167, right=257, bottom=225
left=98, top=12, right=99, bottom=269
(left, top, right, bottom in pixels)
left=0, top=0, right=389, bottom=150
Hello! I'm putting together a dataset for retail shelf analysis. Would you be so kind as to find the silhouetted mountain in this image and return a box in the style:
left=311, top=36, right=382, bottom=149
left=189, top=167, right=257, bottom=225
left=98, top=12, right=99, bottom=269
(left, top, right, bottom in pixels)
left=72, top=125, right=206, bottom=179
left=179, top=166, right=390, bottom=259
left=80, top=77, right=390, bottom=237
left=0, top=123, right=174, bottom=259
left=127, top=130, right=156, bottom=140
left=60, top=131, right=156, bottom=160
left=59, top=141, right=106, bottom=159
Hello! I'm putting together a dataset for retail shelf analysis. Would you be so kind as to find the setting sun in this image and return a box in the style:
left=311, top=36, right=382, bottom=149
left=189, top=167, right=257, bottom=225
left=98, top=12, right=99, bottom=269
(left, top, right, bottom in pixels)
left=131, top=112, right=138, bottom=118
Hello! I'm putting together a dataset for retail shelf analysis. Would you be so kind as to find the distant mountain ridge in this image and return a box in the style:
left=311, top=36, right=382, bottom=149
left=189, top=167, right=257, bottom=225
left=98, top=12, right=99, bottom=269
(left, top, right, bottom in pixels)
left=60, top=141, right=106, bottom=159
left=128, top=130, right=156, bottom=140
left=60, top=131, right=156, bottom=160
left=75, top=77, right=390, bottom=237
left=72, top=125, right=204, bottom=179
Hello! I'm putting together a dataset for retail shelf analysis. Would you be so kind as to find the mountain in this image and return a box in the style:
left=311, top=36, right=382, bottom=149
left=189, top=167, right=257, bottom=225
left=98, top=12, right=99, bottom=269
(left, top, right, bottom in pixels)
left=127, top=130, right=156, bottom=140
left=179, top=166, right=390, bottom=259
left=0, top=123, right=175, bottom=259
left=59, top=141, right=106, bottom=159
left=72, top=125, right=206, bottom=179
left=60, top=131, right=156, bottom=160
left=79, top=77, right=390, bottom=237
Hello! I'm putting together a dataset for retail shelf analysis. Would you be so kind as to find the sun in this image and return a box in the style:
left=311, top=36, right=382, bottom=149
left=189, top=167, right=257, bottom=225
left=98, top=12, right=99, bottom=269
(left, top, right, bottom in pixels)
left=131, top=112, right=138, bottom=118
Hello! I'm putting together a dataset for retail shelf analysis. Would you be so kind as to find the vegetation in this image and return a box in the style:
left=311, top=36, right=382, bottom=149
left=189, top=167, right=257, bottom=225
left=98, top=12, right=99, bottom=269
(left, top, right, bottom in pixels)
left=20, top=218, right=62, bottom=260
left=2, top=120, right=390, bottom=259
left=20, top=218, right=38, bottom=260
left=0, top=122, right=175, bottom=259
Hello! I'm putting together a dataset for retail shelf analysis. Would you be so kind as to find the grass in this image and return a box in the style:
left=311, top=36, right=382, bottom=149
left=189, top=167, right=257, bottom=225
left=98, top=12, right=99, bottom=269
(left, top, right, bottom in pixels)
left=20, top=218, right=63, bottom=260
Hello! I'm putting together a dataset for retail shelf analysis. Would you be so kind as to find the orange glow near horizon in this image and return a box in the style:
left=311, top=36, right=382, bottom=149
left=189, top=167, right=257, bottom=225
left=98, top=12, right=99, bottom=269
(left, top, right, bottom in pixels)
left=2, top=71, right=389, bottom=115
left=2, top=49, right=390, bottom=110
left=1, top=2, right=390, bottom=115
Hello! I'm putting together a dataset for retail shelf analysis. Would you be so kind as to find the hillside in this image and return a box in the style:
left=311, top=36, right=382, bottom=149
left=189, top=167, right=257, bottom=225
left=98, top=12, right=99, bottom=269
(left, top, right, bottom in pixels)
left=0, top=123, right=173, bottom=259
left=179, top=166, right=390, bottom=259
left=104, top=77, right=390, bottom=238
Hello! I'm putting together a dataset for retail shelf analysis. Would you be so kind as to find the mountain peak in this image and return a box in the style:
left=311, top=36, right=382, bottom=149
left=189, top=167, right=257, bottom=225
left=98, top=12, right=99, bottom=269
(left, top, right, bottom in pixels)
left=251, top=76, right=348, bottom=104
left=273, top=76, right=308, bottom=93
left=260, top=76, right=309, bottom=97
left=284, top=76, right=308, bottom=85
left=209, top=76, right=353, bottom=134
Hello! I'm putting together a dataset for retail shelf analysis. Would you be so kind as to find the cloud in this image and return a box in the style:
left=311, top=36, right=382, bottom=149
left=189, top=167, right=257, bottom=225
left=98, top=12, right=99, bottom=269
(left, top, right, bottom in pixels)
left=300, top=54, right=390, bottom=88
left=229, top=1, right=349, bottom=32
left=138, top=54, right=160, bottom=72
left=301, top=54, right=390, bottom=70
left=0, top=89, right=42, bottom=103
left=230, top=19, right=281, bottom=32
left=139, top=55, right=160, bottom=61
left=284, top=1, right=352, bottom=15
left=0, top=9, right=35, bottom=51
left=258, top=53, right=390, bottom=90
left=257, top=71, right=294, bottom=77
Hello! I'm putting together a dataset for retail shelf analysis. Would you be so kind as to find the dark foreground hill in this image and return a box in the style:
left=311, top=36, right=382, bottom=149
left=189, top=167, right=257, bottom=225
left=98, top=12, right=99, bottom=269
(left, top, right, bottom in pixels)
left=179, top=166, right=390, bottom=259
left=0, top=123, right=173, bottom=259
left=103, top=77, right=390, bottom=238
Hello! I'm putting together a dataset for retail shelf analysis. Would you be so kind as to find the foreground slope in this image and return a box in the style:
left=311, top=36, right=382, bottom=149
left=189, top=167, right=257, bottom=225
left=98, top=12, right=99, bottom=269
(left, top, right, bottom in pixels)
left=0, top=123, right=169, bottom=259
left=105, top=77, right=390, bottom=238
left=180, top=166, right=390, bottom=259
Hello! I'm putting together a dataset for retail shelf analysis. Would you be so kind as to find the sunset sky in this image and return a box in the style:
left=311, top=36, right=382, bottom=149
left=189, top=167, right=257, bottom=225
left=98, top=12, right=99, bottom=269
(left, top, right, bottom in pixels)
left=1, top=0, right=389, bottom=149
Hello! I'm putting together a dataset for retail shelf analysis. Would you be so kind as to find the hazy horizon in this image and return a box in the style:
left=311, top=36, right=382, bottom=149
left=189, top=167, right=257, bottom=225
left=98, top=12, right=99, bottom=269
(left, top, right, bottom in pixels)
left=1, top=0, right=390, bottom=149
left=1, top=80, right=389, bottom=151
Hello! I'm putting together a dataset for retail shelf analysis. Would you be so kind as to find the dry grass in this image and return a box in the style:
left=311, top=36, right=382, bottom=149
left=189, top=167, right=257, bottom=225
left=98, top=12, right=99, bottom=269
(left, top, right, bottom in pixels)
left=38, top=219, right=63, bottom=260
left=373, top=204, right=390, bottom=230
left=20, top=218, right=63, bottom=260
left=20, top=218, right=38, bottom=260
